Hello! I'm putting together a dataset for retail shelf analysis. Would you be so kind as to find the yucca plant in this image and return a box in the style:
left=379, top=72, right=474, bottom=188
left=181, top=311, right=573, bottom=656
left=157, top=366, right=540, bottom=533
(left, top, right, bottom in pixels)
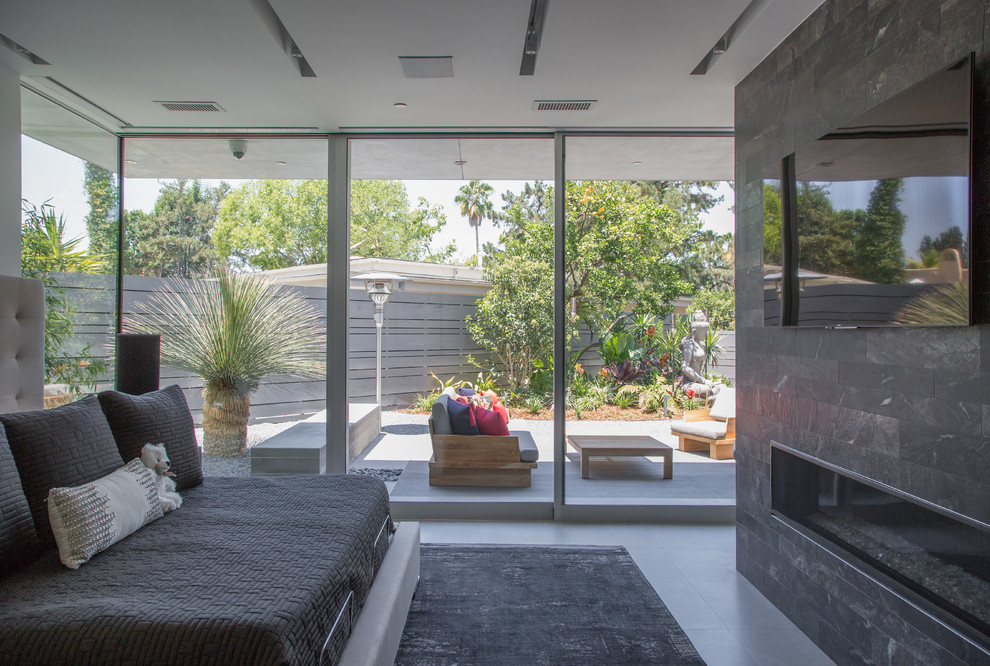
left=133, top=272, right=326, bottom=457
left=894, top=282, right=968, bottom=326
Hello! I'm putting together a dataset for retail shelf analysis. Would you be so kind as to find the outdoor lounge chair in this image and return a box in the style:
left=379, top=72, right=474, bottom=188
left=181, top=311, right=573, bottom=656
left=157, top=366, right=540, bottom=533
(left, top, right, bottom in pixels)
left=670, top=387, right=735, bottom=460
left=428, top=395, right=538, bottom=487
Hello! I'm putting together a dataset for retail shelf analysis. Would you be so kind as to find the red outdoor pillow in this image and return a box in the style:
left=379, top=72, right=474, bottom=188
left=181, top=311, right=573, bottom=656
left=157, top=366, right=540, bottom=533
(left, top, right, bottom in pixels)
left=474, top=404, right=510, bottom=436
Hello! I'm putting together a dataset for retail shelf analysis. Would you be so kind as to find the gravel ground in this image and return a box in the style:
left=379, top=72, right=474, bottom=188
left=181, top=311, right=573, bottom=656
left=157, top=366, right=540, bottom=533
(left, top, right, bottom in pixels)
left=198, top=419, right=404, bottom=480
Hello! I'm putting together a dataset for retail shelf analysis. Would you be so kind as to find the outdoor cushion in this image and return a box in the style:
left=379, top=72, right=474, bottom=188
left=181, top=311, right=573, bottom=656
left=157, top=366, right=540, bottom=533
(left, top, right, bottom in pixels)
left=431, top=394, right=453, bottom=435
left=98, top=385, right=203, bottom=491
left=0, top=424, right=40, bottom=576
left=516, top=434, right=539, bottom=463
left=447, top=398, right=479, bottom=436
left=474, top=404, right=509, bottom=436
left=670, top=420, right=728, bottom=440
left=708, top=387, right=735, bottom=421
left=456, top=387, right=476, bottom=397
left=0, top=395, right=124, bottom=548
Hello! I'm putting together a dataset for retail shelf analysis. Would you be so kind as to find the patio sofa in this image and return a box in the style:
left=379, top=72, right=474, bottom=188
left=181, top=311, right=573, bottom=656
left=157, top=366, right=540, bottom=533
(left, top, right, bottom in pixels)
left=428, top=392, right=538, bottom=487
left=0, top=276, right=419, bottom=666
left=670, top=387, right=736, bottom=460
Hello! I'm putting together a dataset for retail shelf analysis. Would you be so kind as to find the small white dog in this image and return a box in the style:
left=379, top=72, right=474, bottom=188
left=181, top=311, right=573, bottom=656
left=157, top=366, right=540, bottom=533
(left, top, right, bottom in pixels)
left=140, top=443, right=182, bottom=512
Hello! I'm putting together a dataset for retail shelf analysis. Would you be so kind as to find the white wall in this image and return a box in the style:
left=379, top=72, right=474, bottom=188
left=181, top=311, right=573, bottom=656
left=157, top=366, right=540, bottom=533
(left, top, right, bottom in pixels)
left=0, top=64, right=19, bottom=277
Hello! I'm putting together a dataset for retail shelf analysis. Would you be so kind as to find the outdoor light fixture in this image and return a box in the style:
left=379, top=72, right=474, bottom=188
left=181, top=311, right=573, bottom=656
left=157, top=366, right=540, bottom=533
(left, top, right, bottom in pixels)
left=354, top=273, right=408, bottom=405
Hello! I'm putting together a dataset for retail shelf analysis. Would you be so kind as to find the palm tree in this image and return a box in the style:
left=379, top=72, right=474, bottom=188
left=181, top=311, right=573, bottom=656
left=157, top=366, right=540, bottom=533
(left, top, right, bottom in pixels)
left=133, top=271, right=326, bottom=457
left=454, top=180, right=494, bottom=263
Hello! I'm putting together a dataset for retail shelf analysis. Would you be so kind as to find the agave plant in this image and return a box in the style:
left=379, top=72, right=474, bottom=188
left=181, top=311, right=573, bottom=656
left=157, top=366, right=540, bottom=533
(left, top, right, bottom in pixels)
left=133, top=272, right=325, bottom=457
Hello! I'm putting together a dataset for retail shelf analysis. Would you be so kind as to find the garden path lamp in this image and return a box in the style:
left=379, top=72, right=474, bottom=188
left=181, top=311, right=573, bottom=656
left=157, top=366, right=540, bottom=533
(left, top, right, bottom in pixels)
left=354, top=273, right=407, bottom=406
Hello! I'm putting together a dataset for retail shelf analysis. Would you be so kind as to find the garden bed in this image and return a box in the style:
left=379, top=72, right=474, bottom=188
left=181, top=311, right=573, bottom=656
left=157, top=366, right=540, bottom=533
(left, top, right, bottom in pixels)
left=400, top=404, right=677, bottom=421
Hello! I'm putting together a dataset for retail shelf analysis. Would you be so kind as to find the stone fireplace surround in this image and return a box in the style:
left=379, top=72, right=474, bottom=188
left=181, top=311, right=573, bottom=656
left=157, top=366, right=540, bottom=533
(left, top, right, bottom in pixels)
left=734, top=1, right=990, bottom=664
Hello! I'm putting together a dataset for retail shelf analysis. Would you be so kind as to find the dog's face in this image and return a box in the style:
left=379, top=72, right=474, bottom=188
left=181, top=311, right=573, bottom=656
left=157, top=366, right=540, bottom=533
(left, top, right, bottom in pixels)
left=140, top=443, right=171, bottom=475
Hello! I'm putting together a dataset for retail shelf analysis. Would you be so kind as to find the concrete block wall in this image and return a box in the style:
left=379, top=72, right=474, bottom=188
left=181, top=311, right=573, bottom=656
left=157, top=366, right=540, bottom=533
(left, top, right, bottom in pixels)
left=735, top=1, right=990, bottom=664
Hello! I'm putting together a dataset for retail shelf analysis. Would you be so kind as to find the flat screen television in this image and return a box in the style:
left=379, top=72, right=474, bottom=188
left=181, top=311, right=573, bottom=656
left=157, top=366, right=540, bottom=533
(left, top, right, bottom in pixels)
left=764, top=55, right=974, bottom=327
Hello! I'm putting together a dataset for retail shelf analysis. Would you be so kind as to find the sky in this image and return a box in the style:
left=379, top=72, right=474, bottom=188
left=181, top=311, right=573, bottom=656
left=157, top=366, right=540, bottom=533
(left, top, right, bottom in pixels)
left=21, top=135, right=735, bottom=261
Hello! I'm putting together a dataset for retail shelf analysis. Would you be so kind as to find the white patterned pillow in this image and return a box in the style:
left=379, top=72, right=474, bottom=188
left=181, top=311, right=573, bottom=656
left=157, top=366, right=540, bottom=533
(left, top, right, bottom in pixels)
left=47, top=459, right=164, bottom=569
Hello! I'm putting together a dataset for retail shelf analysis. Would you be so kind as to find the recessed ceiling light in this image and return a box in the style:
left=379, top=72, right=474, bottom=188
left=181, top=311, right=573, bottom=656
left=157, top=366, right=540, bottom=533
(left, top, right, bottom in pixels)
left=393, top=102, right=408, bottom=109
left=276, top=161, right=288, bottom=166
left=124, top=159, right=138, bottom=165
left=632, top=161, right=643, bottom=166
left=454, top=160, right=467, bottom=166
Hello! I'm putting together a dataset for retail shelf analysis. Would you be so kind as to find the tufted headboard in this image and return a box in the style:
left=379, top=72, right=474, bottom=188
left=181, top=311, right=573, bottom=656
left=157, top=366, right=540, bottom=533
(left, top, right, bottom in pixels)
left=0, top=276, right=45, bottom=413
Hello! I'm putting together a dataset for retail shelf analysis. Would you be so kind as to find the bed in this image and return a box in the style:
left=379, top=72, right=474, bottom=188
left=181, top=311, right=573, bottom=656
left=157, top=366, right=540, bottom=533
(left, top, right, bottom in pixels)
left=0, top=275, right=419, bottom=665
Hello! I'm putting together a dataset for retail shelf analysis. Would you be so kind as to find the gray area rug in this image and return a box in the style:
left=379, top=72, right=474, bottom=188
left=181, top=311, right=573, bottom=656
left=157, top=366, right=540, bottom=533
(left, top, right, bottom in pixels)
left=395, top=544, right=705, bottom=665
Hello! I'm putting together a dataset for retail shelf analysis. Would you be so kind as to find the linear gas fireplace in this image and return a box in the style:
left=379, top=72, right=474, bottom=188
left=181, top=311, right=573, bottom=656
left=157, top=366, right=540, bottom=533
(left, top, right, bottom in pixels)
left=771, top=445, right=990, bottom=644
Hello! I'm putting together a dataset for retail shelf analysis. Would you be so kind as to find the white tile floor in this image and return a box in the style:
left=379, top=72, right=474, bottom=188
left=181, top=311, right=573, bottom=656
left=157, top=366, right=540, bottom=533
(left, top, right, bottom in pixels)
left=417, top=520, right=836, bottom=666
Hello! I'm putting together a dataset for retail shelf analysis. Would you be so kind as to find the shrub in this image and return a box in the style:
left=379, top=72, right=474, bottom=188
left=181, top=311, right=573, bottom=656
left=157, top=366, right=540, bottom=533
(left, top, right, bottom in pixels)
left=614, top=393, right=637, bottom=409
left=525, top=395, right=546, bottom=414
left=411, top=392, right=438, bottom=412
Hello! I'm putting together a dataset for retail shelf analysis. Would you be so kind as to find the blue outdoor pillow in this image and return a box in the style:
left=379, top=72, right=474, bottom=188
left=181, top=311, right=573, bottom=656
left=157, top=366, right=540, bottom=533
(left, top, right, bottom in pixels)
left=456, top=387, right=476, bottom=397
left=447, top=398, right=479, bottom=436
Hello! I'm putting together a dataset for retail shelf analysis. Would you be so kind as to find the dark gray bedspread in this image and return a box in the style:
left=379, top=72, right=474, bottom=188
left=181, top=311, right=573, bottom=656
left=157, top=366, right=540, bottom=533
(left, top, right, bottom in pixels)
left=0, top=474, right=392, bottom=666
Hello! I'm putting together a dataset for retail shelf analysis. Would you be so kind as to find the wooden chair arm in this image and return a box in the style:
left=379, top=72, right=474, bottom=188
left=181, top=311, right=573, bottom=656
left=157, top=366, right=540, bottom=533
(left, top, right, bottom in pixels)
left=724, top=416, right=736, bottom=439
left=431, top=433, right=521, bottom=463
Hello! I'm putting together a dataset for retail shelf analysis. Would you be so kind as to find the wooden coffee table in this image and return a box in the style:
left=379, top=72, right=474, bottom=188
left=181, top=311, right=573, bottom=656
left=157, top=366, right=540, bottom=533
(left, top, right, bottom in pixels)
left=565, top=434, right=673, bottom=479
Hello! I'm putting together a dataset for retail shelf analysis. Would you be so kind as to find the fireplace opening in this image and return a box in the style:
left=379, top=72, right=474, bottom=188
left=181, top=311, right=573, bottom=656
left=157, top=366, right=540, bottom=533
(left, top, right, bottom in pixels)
left=771, top=445, right=990, bottom=642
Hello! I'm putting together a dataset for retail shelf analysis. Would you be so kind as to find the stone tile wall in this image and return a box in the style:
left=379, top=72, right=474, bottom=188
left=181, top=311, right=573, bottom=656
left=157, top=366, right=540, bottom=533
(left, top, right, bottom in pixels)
left=735, top=1, right=990, bottom=663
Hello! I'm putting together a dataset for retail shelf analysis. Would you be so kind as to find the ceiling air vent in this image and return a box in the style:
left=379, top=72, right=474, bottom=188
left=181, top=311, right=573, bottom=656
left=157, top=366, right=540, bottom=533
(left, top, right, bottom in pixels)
left=156, top=101, right=225, bottom=112
left=532, top=99, right=597, bottom=112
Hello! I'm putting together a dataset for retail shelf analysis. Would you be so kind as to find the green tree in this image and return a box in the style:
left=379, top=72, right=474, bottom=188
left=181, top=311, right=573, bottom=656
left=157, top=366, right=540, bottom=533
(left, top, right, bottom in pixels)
left=919, top=225, right=967, bottom=267
left=634, top=181, right=722, bottom=225
left=20, top=200, right=106, bottom=392
left=215, top=179, right=328, bottom=270
left=495, top=180, right=551, bottom=243
left=470, top=180, right=695, bottom=383
left=679, top=229, right=734, bottom=291
left=455, top=180, right=495, bottom=262
left=114, top=179, right=228, bottom=278
left=466, top=254, right=554, bottom=389
left=688, top=287, right=735, bottom=331
left=214, top=179, right=453, bottom=270
left=796, top=182, right=862, bottom=276
left=559, top=181, right=694, bottom=338
left=763, top=183, right=782, bottom=266
left=351, top=180, right=454, bottom=262
left=853, top=178, right=906, bottom=284
left=83, top=163, right=119, bottom=273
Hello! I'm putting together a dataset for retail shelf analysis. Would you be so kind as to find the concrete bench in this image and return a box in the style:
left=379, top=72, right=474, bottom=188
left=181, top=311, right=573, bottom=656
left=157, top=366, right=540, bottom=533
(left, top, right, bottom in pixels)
left=250, top=403, right=381, bottom=475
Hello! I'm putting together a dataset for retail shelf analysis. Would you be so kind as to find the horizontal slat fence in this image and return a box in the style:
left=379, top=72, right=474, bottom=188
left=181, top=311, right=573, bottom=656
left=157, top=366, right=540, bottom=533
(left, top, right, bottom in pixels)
left=52, top=272, right=736, bottom=422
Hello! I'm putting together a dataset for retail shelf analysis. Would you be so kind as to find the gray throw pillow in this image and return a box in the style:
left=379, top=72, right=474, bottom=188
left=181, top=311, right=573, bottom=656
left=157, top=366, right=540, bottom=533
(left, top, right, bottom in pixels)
left=431, top=394, right=453, bottom=435
left=0, top=395, right=124, bottom=547
left=98, top=385, right=203, bottom=491
left=0, top=423, right=41, bottom=575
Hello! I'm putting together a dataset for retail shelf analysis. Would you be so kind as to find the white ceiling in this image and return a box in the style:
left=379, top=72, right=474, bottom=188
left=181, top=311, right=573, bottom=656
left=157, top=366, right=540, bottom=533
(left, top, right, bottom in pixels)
left=3, top=0, right=823, bottom=178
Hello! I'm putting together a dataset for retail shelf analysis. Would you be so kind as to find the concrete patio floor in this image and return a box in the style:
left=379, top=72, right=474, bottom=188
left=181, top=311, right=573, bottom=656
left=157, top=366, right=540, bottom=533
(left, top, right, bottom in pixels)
left=360, top=411, right=735, bottom=522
